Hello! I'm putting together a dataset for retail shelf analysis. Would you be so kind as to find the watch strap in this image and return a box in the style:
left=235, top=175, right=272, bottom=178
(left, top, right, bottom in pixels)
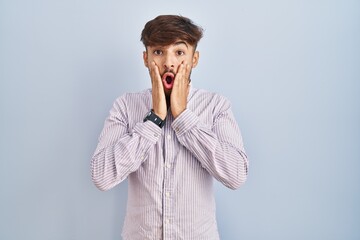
left=143, top=110, right=165, bottom=128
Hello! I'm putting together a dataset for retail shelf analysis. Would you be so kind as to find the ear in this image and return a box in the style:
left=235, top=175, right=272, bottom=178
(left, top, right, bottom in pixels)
left=143, top=51, right=149, bottom=68
left=192, top=51, right=199, bottom=68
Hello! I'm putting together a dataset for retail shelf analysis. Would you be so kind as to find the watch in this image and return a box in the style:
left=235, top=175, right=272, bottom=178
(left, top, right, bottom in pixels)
left=143, top=110, right=165, bottom=128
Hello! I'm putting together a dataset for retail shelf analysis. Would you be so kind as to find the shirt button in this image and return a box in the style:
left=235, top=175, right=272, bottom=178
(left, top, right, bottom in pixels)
left=167, top=134, right=171, bottom=140
left=165, top=219, right=170, bottom=224
left=166, top=163, right=171, bottom=168
left=165, top=192, right=170, bottom=197
left=140, top=155, right=144, bottom=160
left=175, top=127, right=179, bottom=132
left=154, top=133, right=158, bottom=137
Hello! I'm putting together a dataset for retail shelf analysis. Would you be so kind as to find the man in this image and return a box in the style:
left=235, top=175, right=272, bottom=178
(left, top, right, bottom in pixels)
left=91, top=15, right=248, bottom=240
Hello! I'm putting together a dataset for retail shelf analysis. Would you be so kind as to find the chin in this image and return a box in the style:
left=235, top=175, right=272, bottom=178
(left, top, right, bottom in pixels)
left=164, top=88, right=172, bottom=97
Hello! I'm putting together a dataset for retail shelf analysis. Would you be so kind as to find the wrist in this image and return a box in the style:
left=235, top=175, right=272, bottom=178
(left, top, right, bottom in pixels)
left=143, top=109, right=166, bottom=128
left=172, top=107, right=186, bottom=119
left=152, top=110, right=166, bottom=121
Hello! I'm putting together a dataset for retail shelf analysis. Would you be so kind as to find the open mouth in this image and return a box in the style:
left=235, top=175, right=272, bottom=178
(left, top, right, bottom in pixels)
left=162, top=72, right=175, bottom=89
left=165, top=75, right=173, bottom=84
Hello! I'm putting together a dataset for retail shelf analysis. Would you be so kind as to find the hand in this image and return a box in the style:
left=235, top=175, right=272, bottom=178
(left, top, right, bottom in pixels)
left=149, top=61, right=167, bottom=120
left=170, top=62, right=191, bottom=119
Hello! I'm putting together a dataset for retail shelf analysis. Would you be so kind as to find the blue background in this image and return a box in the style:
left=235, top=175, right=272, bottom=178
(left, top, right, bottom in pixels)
left=1, top=0, right=359, bottom=239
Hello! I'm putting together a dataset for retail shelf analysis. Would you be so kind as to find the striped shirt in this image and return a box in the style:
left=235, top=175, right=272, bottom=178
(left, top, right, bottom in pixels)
left=91, top=87, right=248, bottom=240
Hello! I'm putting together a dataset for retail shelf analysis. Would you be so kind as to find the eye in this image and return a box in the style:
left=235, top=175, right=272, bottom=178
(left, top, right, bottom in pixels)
left=153, top=50, right=163, bottom=55
left=177, top=50, right=185, bottom=56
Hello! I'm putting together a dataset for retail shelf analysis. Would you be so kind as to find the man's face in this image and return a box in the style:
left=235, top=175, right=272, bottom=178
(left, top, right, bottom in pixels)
left=143, top=41, right=199, bottom=96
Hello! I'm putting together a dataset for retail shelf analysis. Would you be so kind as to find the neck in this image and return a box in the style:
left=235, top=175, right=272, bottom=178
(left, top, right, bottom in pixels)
left=166, top=96, right=170, bottom=109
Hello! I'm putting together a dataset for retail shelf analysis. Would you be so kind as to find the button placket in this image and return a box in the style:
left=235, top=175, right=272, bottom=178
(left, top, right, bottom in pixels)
left=162, top=114, right=175, bottom=238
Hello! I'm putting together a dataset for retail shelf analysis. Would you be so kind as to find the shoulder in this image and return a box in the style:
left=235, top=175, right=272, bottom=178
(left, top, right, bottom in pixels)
left=111, top=89, right=151, bottom=112
left=191, top=88, right=231, bottom=109
left=113, top=89, right=150, bottom=104
left=192, top=88, right=228, bottom=100
left=116, top=88, right=150, bottom=101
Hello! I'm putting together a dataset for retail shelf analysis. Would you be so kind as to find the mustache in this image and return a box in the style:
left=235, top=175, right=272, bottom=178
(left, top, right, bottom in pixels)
left=161, top=69, right=176, bottom=76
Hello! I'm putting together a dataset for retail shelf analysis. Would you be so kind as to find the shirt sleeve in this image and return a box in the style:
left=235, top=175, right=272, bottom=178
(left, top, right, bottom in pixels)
left=91, top=96, right=162, bottom=191
left=171, top=97, right=248, bottom=190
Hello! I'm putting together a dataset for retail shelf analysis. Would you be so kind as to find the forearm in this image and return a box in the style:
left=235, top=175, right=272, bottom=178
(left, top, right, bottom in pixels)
left=172, top=109, right=248, bottom=189
left=91, top=120, right=161, bottom=191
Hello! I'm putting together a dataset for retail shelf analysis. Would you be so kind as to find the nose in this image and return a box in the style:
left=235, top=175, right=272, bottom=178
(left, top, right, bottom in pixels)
left=163, top=54, right=175, bottom=70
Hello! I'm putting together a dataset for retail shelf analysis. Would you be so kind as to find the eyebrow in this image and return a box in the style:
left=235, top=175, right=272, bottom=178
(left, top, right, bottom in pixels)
left=173, top=41, right=189, bottom=49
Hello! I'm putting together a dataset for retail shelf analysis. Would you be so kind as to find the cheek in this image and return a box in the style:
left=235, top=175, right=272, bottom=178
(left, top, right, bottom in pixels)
left=185, top=55, right=195, bottom=66
left=151, top=58, right=161, bottom=66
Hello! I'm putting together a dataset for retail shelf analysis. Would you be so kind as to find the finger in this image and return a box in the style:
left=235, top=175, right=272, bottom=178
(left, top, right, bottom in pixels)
left=150, top=61, right=161, bottom=85
left=174, top=63, right=186, bottom=86
left=182, top=63, right=191, bottom=83
left=150, top=61, right=158, bottom=77
left=185, top=64, right=191, bottom=92
left=179, top=63, right=190, bottom=87
left=185, top=64, right=191, bottom=82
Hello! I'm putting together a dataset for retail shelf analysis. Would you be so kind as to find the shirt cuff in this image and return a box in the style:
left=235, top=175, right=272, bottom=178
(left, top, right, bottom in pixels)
left=171, top=109, right=199, bottom=136
left=133, top=120, right=162, bottom=143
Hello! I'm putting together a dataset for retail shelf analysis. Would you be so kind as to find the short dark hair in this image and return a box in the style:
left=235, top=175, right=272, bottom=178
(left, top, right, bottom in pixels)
left=141, top=15, right=203, bottom=49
